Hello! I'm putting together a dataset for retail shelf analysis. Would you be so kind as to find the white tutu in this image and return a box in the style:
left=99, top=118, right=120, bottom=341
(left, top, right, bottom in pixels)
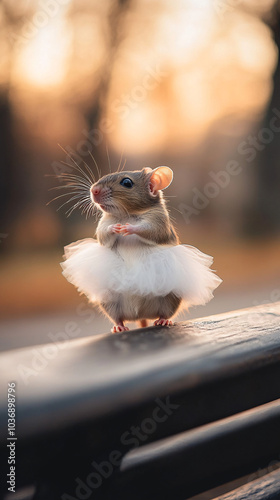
left=61, top=237, right=222, bottom=310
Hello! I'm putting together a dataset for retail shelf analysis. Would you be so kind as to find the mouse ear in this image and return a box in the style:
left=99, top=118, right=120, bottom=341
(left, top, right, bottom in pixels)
left=149, top=166, right=173, bottom=195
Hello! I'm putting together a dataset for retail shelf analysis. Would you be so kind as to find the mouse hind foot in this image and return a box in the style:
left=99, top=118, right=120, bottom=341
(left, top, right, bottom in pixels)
left=111, top=321, right=129, bottom=333
left=154, top=318, right=173, bottom=327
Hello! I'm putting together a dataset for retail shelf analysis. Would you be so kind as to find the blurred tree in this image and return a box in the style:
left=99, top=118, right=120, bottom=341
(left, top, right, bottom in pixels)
left=254, top=6, right=280, bottom=235
left=85, top=0, right=133, bottom=154
left=0, top=2, right=34, bottom=248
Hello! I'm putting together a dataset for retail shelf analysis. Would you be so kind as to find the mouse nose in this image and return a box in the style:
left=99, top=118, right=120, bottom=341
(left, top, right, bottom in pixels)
left=91, top=186, right=101, bottom=201
left=91, top=186, right=100, bottom=196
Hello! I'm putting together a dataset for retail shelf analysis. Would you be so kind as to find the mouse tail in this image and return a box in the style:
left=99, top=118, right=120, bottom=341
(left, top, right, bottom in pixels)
left=139, top=319, right=148, bottom=328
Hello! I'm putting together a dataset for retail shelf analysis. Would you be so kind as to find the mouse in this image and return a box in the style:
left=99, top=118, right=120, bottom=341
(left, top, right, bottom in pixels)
left=61, top=166, right=222, bottom=332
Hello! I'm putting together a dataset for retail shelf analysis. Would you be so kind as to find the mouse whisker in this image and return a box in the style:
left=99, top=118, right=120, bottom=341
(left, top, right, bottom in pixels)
left=51, top=184, right=89, bottom=193
left=46, top=171, right=92, bottom=187
left=94, top=210, right=101, bottom=223
left=59, top=183, right=90, bottom=195
left=77, top=197, right=92, bottom=211
left=120, top=158, right=127, bottom=172
left=79, top=162, right=96, bottom=185
left=58, top=144, right=89, bottom=174
left=84, top=203, right=97, bottom=220
left=81, top=159, right=96, bottom=184
left=171, top=207, right=185, bottom=217
left=64, top=196, right=91, bottom=216
left=47, top=190, right=88, bottom=206
left=65, top=197, right=92, bottom=218
left=56, top=194, right=90, bottom=213
left=57, top=146, right=94, bottom=186
left=58, top=160, right=93, bottom=187
left=49, top=184, right=90, bottom=192
left=87, top=149, right=101, bottom=180
left=57, top=160, right=85, bottom=173
left=55, top=174, right=92, bottom=191
left=116, top=150, right=124, bottom=173
left=55, top=168, right=92, bottom=183
left=105, top=144, right=112, bottom=174
left=81, top=201, right=93, bottom=214
left=84, top=204, right=95, bottom=219
left=79, top=203, right=92, bottom=218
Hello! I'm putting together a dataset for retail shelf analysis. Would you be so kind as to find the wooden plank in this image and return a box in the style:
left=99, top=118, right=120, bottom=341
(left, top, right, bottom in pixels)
left=118, top=399, right=280, bottom=500
left=0, top=302, right=280, bottom=439
left=214, top=468, right=280, bottom=500
left=0, top=302, right=280, bottom=496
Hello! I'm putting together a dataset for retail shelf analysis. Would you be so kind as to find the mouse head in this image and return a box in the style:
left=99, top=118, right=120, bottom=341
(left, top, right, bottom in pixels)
left=90, top=166, right=173, bottom=215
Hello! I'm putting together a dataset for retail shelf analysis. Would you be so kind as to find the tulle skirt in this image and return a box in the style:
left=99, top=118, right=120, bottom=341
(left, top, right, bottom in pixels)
left=61, top=237, right=222, bottom=310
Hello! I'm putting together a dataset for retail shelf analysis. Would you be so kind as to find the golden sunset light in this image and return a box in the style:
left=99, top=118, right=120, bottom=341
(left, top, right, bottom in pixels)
left=1, top=4, right=280, bottom=495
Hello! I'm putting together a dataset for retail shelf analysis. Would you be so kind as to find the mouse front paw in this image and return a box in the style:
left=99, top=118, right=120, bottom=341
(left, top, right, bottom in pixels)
left=119, top=223, right=137, bottom=236
left=108, top=223, right=123, bottom=234
left=108, top=223, right=137, bottom=236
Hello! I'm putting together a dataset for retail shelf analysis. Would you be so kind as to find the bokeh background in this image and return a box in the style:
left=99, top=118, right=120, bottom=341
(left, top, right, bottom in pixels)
left=0, top=0, right=280, bottom=350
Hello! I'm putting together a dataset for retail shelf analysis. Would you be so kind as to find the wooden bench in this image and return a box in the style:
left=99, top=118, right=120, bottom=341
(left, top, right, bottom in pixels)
left=1, top=302, right=280, bottom=499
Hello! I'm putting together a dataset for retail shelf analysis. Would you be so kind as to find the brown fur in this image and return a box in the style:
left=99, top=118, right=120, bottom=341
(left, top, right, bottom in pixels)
left=91, top=167, right=180, bottom=327
left=99, top=292, right=181, bottom=324
left=94, top=168, right=179, bottom=247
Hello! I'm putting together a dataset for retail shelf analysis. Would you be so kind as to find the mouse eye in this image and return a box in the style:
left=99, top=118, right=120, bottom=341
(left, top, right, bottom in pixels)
left=120, top=178, right=134, bottom=188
